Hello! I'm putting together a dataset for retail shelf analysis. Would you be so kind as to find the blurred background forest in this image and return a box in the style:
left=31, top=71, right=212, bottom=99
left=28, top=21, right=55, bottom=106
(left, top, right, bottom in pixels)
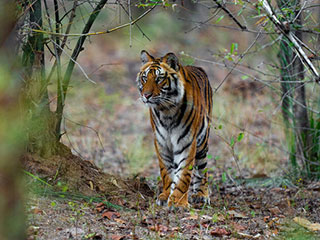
left=1, top=0, right=320, bottom=239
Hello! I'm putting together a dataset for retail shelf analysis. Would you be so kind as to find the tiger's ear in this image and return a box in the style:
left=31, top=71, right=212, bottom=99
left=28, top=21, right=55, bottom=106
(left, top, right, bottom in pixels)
left=140, top=50, right=154, bottom=64
left=163, top=52, right=179, bottom=71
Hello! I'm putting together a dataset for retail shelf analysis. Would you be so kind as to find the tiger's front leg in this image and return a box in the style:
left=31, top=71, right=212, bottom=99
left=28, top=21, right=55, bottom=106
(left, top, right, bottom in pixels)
left=168, top=140, right=197, bottom=208
left=154, top=142, right=173, bottom=206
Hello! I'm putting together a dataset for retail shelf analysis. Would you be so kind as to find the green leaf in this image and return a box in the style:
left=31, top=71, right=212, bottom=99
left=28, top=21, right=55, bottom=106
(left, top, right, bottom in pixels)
left=62, top=185, right=68, bottom=193
left=237, top=132, right=244, bottom=142
left=212, top=213, right=219, bottom=223
left=251, top=210, right=256, bottom=217
left=214, top=156, right=221, bottom=161
left=218, top=124, right=223, bottom=129
left=51, top=201, right=56, bottom=207
left=230, top=137, right=235, bottom=147
left=207, top=154, right=213, bottom=159
left=230, top=43, right=238, bottom=55
left=221, top=172, right=227, bottom=183
left=241, top=75, right=249, bottom=80
left=188, top=164, right=193, bottom=170
left=216, top=15, right=224, bottom=23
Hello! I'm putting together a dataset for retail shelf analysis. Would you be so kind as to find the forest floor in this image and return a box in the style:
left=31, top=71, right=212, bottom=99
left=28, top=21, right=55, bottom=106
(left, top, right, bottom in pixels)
left=26, top=38, right=320, bottom=239
left=26, top=165, right=320, bottom=240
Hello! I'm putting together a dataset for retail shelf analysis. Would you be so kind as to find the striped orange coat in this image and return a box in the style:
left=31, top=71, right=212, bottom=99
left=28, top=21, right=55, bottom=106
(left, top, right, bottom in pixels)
left=137, top=50, right=213, bottom=207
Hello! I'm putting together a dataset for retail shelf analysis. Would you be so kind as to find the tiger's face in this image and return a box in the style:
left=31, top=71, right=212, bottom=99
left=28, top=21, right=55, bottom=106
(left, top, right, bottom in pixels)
left=137, top=50, right=184, bottom=109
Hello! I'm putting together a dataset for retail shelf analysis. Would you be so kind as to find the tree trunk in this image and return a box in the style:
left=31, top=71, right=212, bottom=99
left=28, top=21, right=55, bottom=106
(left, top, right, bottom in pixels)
left=277, top=0, right=313, bottom=178
left=22, top=0, right=59, bottom=157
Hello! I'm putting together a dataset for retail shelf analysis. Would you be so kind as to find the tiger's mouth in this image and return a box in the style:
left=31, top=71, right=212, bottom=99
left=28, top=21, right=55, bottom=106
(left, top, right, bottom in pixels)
left=141, top=95, right=171, bottom=108
left=141, top=95, right=157, bottom=106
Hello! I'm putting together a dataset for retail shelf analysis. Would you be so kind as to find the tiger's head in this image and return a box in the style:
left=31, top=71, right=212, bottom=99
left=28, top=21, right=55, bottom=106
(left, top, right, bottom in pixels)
left=137, top=50, right=185, bottom=109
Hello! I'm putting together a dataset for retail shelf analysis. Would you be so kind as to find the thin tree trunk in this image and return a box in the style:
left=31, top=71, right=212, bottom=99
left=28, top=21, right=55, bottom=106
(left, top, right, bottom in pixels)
left=22, top=0, right=58, bottom=157
left=293, top=33, right=309, bottom=176
left=277, top=0, right=312, bottom=178
left=55, top=0, right=108, bottom=140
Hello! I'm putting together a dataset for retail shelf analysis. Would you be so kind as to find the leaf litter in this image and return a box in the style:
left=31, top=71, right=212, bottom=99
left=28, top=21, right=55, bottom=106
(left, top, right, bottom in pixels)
left=26, top=175, right=320, bottom=239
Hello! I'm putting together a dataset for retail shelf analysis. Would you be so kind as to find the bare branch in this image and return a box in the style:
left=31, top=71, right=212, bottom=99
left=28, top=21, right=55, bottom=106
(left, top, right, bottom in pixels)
left=259, top=0, right=320, bottom=83
left=212, top=0, right=247, bottom=31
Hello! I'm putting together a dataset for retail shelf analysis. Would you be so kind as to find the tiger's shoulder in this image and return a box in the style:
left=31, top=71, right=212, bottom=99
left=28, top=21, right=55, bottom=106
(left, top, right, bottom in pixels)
left=182, top=66, right=209, bottom=84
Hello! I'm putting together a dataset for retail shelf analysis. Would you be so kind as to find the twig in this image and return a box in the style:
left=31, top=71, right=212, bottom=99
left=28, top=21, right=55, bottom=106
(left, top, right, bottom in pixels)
left=128, top=0, right=132, bottom=47
left=212, top=0, right=247, bottom=30
left=64, top=116, right=105, bottom=152
left=61, top=116, right=85, bottom=159
left=184, top=10, right=220, bottom=34
left=28, top=2, right=158, bottom=37
left=179, top=17, right=273, bottom=34
left=116, top=0, right=151, bottom=41
left=88, top=62, right=122, bottom=76
left=51, top=40, right=95, bottom=84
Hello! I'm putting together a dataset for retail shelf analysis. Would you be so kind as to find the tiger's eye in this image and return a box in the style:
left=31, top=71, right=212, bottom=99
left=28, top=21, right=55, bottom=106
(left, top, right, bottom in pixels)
left=157, top=76, right=165, bottom=82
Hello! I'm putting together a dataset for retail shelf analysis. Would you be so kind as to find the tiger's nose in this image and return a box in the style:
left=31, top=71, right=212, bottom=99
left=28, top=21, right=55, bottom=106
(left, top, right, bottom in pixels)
left=143, top=92, right=152, bottom=100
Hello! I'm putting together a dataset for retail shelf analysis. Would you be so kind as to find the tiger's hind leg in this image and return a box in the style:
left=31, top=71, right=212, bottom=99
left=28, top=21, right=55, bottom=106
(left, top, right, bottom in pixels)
left=190, top=145, right=210, bottom=205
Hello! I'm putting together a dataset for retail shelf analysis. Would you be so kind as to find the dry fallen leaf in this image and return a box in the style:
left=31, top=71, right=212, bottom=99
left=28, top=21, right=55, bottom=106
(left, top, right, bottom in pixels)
left=148, top=224, right=169, bottom=233
left=96, top=202, right=106, bottom=213
left=231, top=222, right=246, bottom=231
left=102, top=211, right=121, bottom=220
left=111, top=235, right=125, bottom=240
left=227, top=210, right=248, bottom=219
left=293, top=217, right=320, bottom=231
left=269, top=207, right=281, bottom=216
left=114, top=218, right=126, bottom=224
left=210, top=228, right=231, bottom=236
left=33, top=208, right=44, bottom=214
left=96, top=202, right=104, bottom=208
left=181, top=214, right=198, bottom=221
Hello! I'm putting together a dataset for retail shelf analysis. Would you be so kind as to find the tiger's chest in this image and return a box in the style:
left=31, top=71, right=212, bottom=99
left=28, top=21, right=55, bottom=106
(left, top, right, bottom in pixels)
left=150, top=106, right=195, bottom=154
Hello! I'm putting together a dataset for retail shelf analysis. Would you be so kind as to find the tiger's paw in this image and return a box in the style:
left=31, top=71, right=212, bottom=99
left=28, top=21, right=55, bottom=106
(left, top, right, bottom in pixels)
left=190, top=193, right=210, bottom=206
left=156, top=193, right=169, bottom=206
left=167, top=200, right=189, bottom=210
left=168, top=193, right=189, bottom=209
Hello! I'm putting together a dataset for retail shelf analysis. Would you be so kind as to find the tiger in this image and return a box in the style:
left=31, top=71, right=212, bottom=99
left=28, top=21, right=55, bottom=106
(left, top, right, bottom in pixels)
left=136, top=50, right=213, bottom=207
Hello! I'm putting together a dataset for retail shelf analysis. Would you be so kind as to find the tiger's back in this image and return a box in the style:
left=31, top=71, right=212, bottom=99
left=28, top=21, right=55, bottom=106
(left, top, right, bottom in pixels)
left=137, top=50, right=213, bottom=207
